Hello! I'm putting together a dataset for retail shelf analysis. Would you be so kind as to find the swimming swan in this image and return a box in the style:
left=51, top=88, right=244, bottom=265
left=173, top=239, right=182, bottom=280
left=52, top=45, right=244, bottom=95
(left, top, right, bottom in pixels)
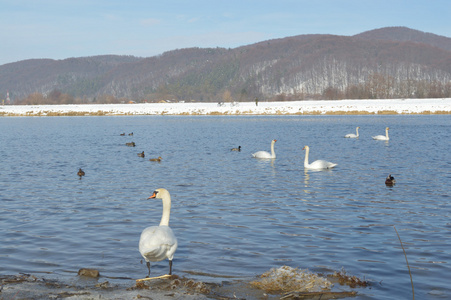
left=372, top=127, right=390, bottom=140
left=345, top=127, right=360, bottom=138
left=302, top=146, right=337, bottom=169
left=139, top=188, right=178, bottom=276
left=252, top=139, right=277, bottom=159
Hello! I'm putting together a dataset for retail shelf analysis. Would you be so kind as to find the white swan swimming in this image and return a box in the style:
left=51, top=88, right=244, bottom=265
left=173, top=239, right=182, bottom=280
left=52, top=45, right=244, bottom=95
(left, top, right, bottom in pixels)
left=252, top=139, right=277, bottom=159
left=302, top=146, right=337, bottom=169
left=372, top=127, right=390, bottom=140
left=345, top=127, right=360, bottom=138
left=139, top=188, right=178, bottom=276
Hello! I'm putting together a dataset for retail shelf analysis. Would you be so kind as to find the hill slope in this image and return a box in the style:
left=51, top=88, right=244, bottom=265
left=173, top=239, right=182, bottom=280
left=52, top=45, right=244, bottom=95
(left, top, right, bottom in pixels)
left=1, top=27, right=450, bottom=102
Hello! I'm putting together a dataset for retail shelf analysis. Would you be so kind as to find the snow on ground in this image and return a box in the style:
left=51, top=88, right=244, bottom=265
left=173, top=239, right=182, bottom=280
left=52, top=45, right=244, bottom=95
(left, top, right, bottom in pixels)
left=1, top=98, right=450, bottom=116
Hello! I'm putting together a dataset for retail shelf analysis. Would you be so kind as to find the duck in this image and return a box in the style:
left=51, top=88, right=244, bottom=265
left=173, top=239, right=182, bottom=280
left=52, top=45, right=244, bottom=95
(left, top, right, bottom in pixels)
left=149, top=156, right=162, bottom=162
left=138, top=151, right=145, bottom=157
left=252, top=139, right=277, bottom=159
left=345, top=127, right=360, bottom=138
left=126, top=142, right=136, bottom=147
left=77, top=168, right=85, bottom=178
left=120, top=133, right=126, bottom=136
left=372, top=127, right=390, bottom=141
left=231, top=146, right=241, bottom=151
left=302, top=146, right=337, bottom=170
left=385, top=174, right=396, bottom=186
left=129, top=132, right=134, bottom=136
left=139, top=188, right=178, bottom=276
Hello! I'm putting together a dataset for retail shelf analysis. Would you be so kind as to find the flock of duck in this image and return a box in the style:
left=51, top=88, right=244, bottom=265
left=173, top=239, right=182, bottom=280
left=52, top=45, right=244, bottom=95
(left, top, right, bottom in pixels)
left=77, top=132, right=162, bottom=180
left=122, top=132, right=163, bottom=162
left=78, top=126, right=395, bottom=278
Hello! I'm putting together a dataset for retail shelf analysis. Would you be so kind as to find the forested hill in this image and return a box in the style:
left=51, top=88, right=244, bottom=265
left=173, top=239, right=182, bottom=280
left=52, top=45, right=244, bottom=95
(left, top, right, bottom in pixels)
left=1, top=26, right=450, bottom=104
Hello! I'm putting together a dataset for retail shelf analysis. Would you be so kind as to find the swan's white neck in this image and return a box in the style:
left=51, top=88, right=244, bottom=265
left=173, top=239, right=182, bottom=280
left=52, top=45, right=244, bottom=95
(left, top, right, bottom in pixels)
left=159, top=195, right=171, bottom=226
left=356, top=127, right=359, bottom=137
left=270, top=141, right=276, bottom=158
left=385, top=128, right=389, bottom=139
left=304, top=146, right=310, bottom=167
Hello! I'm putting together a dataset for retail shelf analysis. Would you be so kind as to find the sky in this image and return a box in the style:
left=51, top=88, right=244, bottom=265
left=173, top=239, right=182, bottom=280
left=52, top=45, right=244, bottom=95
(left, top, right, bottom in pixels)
left=1, top=0, right=450, bottom=66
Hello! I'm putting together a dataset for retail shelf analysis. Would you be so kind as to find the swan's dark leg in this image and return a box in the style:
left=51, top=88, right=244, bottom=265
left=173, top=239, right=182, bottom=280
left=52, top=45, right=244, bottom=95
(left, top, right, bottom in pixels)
left=169, top=260, right=173, bottom=275
left=146, top=261, right=151, bottom=277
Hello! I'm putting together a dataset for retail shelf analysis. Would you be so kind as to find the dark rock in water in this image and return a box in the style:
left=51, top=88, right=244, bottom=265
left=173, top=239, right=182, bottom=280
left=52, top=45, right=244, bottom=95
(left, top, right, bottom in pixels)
left=78, top=268, right=100, bottom=278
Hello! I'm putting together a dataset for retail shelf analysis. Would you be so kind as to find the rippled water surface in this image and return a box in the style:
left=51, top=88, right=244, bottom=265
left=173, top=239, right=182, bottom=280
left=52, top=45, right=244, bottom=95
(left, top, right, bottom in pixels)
left=1, top=115, right=450, bottom=299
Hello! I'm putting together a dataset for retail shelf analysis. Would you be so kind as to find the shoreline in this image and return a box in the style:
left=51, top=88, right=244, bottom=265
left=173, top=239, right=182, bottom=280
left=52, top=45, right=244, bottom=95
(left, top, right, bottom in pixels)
left=1, top=98, right=450, bottom=116
left=0, top=270, right=363, bottom=300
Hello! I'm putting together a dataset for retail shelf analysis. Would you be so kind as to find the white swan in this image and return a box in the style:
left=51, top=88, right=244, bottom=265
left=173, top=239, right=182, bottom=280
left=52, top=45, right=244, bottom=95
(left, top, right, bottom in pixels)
left=139, top=188, right=178, bottom=276
left=252, top=139, right=277, bottom=159
left=302, top=146, right=337, bottom=169
left=372, top=127, right=390, bottom=140
left=345, top=126, right=360, bottom=138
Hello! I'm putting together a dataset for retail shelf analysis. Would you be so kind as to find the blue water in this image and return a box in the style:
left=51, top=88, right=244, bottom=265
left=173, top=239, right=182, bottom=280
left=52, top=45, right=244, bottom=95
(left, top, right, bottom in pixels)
left=0, top=115, right=450, bottom=299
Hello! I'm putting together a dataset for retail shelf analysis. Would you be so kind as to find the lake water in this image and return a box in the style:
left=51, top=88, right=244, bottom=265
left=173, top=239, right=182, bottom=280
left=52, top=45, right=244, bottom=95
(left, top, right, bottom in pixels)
left=0, top=115, right=450, bottom=299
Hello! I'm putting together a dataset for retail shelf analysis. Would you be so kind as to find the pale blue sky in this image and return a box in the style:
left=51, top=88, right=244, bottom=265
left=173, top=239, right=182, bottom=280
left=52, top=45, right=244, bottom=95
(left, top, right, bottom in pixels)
left=1, top=0, right=450, bottom=65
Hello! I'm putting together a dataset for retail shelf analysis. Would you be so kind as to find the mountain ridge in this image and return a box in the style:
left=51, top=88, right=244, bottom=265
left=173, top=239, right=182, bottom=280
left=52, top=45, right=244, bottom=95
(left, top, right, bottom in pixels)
left=1, top=26, right=450, bottom=103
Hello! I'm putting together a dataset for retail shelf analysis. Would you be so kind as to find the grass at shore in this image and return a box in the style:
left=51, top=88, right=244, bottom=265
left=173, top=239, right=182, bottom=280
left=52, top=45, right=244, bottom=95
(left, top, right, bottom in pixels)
left=1, top=110, right=450, bottom=117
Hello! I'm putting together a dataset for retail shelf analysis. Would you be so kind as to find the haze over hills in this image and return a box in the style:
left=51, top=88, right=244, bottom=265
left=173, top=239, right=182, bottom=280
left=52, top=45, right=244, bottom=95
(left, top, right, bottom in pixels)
left=1, top=26, right=450, bottom=103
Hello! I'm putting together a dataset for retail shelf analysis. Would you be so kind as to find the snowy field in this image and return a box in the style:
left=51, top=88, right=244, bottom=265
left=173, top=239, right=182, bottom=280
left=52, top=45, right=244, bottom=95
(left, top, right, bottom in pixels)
left=1, top=98, right=450, bottom=116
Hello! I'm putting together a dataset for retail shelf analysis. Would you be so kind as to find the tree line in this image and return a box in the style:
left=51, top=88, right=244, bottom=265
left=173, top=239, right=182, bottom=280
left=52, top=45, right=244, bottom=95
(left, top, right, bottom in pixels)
left=10, top=74, right=451, bottom=105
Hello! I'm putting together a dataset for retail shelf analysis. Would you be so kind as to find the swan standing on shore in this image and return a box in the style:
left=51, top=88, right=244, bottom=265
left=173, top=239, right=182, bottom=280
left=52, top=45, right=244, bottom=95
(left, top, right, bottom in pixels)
left=372, top=127, right=390, bottom=140
left=302, top=146, right=337, bottom=169
left=252, top=139, right=277, bottom=159
left=139, top=188, right=178, bottom=276
left=345, top=127, right=360, bottom=138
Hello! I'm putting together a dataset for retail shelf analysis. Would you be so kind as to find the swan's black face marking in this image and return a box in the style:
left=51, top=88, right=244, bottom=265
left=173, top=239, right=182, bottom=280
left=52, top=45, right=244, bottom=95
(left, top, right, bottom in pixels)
left=148, top=190, right=159, bottom=199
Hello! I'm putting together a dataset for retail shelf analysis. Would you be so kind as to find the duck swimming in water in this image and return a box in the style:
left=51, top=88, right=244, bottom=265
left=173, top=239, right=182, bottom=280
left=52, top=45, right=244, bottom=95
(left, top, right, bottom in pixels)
left=77, top=168, right=85, bottom=178
left=385, top=174, right=396, bottom=186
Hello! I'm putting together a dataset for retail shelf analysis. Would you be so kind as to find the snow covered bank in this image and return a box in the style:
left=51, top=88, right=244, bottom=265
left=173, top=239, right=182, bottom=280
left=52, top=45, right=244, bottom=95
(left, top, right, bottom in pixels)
left=1, top=98, right=450, bottom=116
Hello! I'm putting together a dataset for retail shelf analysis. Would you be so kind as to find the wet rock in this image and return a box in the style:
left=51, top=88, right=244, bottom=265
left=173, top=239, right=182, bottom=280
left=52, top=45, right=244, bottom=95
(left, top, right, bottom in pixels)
left=95, top=281, right=110, bottom=288
left=78, top=268, right=100, bottom=278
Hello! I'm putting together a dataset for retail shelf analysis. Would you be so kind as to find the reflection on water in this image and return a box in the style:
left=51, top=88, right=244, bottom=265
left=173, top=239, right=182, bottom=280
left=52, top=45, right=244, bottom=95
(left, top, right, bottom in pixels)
left=303, top=169, right=310, bottom=187
left=0, top=115, right=450, bottom=299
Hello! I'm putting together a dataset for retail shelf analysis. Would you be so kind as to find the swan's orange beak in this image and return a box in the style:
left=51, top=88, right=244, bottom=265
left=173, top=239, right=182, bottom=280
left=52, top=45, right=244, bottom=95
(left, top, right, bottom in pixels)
left=148, top=191, right=158, bottom=199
